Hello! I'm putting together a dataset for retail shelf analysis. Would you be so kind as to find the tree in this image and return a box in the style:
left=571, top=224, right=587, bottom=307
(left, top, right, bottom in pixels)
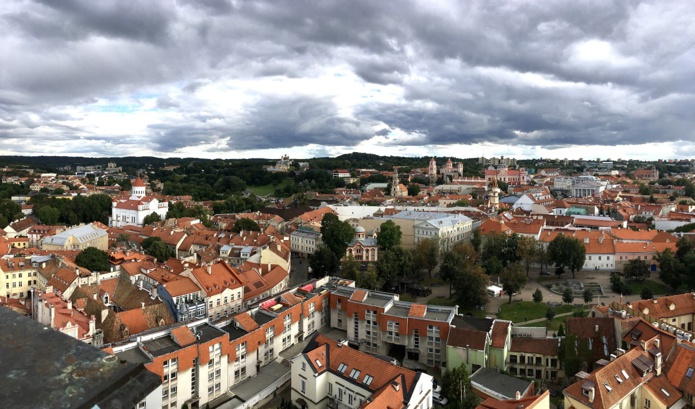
left=407, top=184, right=420, bottom=196
left=75, top=247, right=109, bottom=272
left=441, top=363, right=480, bottom=409
left=53, top=187, right=65, bottom=195
left=676, top=236, right=693, bottom=260
left=378, top=220, right=402, bottom=251
left=341, top=254, right=359, bottom=281
left=562, top=287, right=575, bottom=304
left=309, top=245, right=339, bottom=277
left=37, top=205, right=60, bottom=225
left=655, top=248, right=682, bottom=291
left=546, top=306, right=556, bottom=322
left=452, top=266, right=489, bottom=309
left=470, top=229, right=482, bottom=254
left=117, top=233, right=131, bottom=243
left=500, top=263, right=528, bottom=304
left=440, top=243, right=477, bottom=298
left=143, top=211, right=161, bottom=225
left=516, top=236, right=538, bottom=277
left=533, top=288, right=543, bottom=303
left=641, top=286, right=654, bottom=300
left=482, top=256, right=503, bottom=277
left=412, top=238, right=439, bottom=278
left=376, top=247, right=414, bottom=289
left=320, top=213, right=354, bottom=258
left=356, top=265, right=383, bottom=290
left=583, top=288, right=594, bottom=304
left=547, top=234, right=586, bottom=278
left=141, top=236, right=174, bottom=261
left=557, top=324, right=565, bottom=337
left=233, top=217, right=261, bottom=233
left=623, top=259, right=651, bottom=281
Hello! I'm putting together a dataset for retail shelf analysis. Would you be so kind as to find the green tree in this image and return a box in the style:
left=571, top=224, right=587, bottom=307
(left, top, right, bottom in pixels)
left=412, top=238, right=439, bottom=278
left=143, top=211, right=161, bottom=225
left=500, top=263, right=528, bottom=304
left=452, top=266, right=489, bottom=309
left=378, top=220, right=402, bottom=251
left=356, top=265, right=383, bottom=290
left=676, top=236, right=693, bottom=260
left=441, top=363, right=480, bottom=409
left=376, top=247, right=414, bottom=289
left=75, top=247, right=109, bottom=272
left=641, top=286, right=654, bottom=300
left=407, top=184, right=420, bottom=196
left=623, top=258, right=651, bottom=281
left=562, top=287, right=575, bottom=304
left=546, top=306, right=556, bottom=322
left=583, top=288, right=594, bottom=304
left=320, top=213, right=354, bottom=259
left=141, top=237, right=174, bottom=261
left=557, top=324, right=565, bottom=337
left=655, top=248, right=682, bottom=291
left=470, top=229, right=482, bottom=253
left=117, top=233, right=131, bottom=243
left=309, top=245, right=339, bottom=277
left=341, top=254, right=360, bottom=281
left=53, top=187, right=65, bottom=195
left=0, top=199, right=22, bottom=227
left=547, top=234, right=586, bottom=278
left=532, top=288, right=543, bottom=303
left=37, top=205, right=60, bottom=225
left=482, top=256, right=503, bottom=277
left=516, top=236, right=538, bottom=277
left=233, top=217, right=261, bottom=233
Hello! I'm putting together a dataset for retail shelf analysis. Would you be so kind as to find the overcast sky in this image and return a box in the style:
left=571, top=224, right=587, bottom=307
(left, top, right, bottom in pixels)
left=1, top=0, right=694, bottom=160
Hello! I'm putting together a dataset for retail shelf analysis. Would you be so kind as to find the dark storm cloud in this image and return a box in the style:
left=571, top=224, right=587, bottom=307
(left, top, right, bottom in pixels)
left=0, top=0, right=693, bottom=155
left=149, top=95, right=376, bottom=152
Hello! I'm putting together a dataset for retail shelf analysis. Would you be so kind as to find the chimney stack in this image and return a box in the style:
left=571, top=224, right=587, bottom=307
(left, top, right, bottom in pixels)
left=589, top=387, right=595, bottom=403
left=515, top=391, right=521, bottom=400
left=67, top=301, right=72, bottom=310
left=655, top=338, right=661, bottom=349
left=207, top=265, right=212, bottom=275
left=141, top=302, right=145, bottom=309
left=656, top=352, right=663, bottom=376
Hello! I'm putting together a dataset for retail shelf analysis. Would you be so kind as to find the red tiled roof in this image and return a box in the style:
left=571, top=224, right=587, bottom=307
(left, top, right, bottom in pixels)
left=234, top=312, right=259, bottom=332
left=407, top=304, right=426, bottom=318
left=490, top=321, right=510, bottom=349
left=510, top=337, right=558, bottom=355
left=171, top=326, right=197, bottom=347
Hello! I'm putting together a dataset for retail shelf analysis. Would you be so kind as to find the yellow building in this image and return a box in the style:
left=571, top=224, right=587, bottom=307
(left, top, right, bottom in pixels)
left=41, top=224, right=108, bottom=252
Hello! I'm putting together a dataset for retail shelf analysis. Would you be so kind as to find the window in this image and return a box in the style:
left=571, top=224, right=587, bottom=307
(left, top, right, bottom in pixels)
left=645, top=399, right=651, bottom=409
left=302, top=362, right=306, bottom=371
left=301, top=379, right=306, bottom=394
left=349, top=369, right=361, bottom=379
left=215, top=382, right=221, bottom=391
left=363, top=375, right=374, bottom=386
left=170, top=386, right=177, bottom=397
left=329, top=383, right=333, bottom=395
left=338, top=363, right=348, bottom=373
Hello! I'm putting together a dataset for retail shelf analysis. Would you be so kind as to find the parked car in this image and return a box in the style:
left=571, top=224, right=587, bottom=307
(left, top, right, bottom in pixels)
left=433, top=384, right=442, bottom=394
left=539, top=271, right=550, bottom=276
left=433, top=392, right=449, bottom=407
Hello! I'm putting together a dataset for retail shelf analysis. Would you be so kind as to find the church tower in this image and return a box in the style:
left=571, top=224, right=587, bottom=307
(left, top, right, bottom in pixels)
left=488, top=176, right=500, bottom=212
left=130, top=177, right=146, bottom=199
left=390, top=167, right=399, bottom=197
left=428, top=158, right=437, bottom=186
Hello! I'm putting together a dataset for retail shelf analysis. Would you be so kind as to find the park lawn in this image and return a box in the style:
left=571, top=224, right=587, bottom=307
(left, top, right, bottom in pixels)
left=520, top=315, right=573, bottom=332
left=625, top=280, right=668, bottom=296
left=497, top=301, right=584, bottom=323
left=248, top=180, right=291, bottom=196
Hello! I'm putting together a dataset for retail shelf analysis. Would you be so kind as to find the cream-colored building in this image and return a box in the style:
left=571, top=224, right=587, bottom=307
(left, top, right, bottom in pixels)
left=41, top=224, right=108, bottom=252
left=291, top=333, right=434, bottom=409
left=0, top=256, right=38, bottom=299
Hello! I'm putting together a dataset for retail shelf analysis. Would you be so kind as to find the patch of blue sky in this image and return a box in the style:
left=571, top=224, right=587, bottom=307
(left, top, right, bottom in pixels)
left=89, top=103, right=140, bottom=113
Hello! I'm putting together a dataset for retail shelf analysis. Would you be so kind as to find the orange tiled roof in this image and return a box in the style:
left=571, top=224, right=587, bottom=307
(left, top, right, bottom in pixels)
left=631, top=293, right=695, bottom=319
left=510, top=337, right=558, bottom=355
left=171, top=326, right=197, bottom=347
left=407, top=304, right=426, bottom=318
left=234, top=312, right=259, bottom=332
left=490, top=321, right=510, bottom=349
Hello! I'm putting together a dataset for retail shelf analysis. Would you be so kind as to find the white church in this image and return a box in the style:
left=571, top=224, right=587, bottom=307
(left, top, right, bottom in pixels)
left=109, top=177, right=169, bottom=227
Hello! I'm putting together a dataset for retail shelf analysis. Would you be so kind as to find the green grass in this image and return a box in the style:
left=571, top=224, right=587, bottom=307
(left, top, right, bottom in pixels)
left=248, top=180, right=290, bottom=196
left=497, top=301, right=583, bottom=323
left=625, top=280, right=668, bottom=296
left=521, top=315, right=573, bottom=331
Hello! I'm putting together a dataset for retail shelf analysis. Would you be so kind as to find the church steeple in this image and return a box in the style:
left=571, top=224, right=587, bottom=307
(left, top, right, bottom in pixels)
left=391, top=167, right=399, bottom=197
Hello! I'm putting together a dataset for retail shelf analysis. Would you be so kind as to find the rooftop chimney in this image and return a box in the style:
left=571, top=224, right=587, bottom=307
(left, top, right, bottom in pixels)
left=589, top=387, right=595, bottom=403
left=654, top=338, right=660, bottom=349
left=515, top=391, right=521, bottom=400
left=595, top=324, right=599, bottom=333
left=141, top=302, right=145, bottom=309
left=656, top=352, right=662, bottom=376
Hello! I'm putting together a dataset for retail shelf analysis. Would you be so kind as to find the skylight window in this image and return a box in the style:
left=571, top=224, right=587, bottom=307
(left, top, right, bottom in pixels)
left=363, top=375, right=374, bottom=386
left=338, top=363, right=348, bottom=373
left=662, top=389, right=670, bottom=397
left=621, top=370, right=630, bottom=380
left=614, top=375, right=623, bottom=384
left=604, top=383, right=612, bottom=392
left=687, top=368, right=694, bottom=379
left=315, top=360, right=322, bottom=368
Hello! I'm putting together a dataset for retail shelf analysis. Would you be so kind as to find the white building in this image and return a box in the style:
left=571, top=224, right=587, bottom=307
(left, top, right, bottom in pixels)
left=414, top=213, right=473, bottom=252
left=291, top=227, right=322, bottom=257
left=291, top=333, right=434, bottom=409
left=110, top=177, right=169, bottom=227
